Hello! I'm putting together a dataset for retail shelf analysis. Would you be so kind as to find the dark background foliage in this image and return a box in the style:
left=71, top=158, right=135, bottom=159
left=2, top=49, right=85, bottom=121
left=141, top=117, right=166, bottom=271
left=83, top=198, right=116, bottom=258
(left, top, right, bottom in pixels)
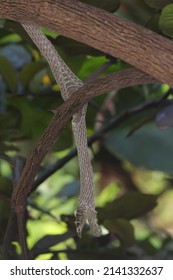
left=1, top=0, right=173, bottom=260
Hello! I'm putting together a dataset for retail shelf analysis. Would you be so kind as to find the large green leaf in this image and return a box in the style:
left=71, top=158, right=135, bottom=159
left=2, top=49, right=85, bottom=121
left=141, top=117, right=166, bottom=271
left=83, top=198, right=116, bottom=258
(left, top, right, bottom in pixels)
left=104, top=124, right=173, bottom=173
left=98, top=192, right=157, bottom=221
left=0, top=55, right=17, bottom=93
left=159, top=4, right=173, bottom=37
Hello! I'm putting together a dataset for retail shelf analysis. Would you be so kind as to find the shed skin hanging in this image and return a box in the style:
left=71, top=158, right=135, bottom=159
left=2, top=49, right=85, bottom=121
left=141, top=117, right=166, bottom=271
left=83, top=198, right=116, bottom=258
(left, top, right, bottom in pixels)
left=22, top=23, right=101, bottom=237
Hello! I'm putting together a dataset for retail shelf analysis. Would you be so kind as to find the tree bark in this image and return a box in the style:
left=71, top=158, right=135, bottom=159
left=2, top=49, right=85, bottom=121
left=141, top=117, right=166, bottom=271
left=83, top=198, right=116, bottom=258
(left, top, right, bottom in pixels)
left=0, top=0, right=173, bottom=86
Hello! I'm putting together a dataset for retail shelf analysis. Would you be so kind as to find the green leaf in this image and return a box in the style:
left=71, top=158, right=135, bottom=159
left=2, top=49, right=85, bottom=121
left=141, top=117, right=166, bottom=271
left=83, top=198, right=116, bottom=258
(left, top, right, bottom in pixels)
left=0, top=55, right=17, bottom=93
left=104, top=124, right=173, bottom=173
left=159, top=4, right=173, bottom=37
left=98, top=192, right=157, bottom=221
left=41, top=28, right=58, bottom=39
left=104, top=219, right=135, bottom=247
left=145, top=0, right=172, bottom=9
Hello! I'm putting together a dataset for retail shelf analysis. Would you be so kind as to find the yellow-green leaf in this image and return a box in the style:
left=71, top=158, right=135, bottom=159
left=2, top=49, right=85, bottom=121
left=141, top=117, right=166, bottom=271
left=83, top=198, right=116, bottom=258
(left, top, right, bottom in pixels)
left=159, top=4, right=173, bottom=37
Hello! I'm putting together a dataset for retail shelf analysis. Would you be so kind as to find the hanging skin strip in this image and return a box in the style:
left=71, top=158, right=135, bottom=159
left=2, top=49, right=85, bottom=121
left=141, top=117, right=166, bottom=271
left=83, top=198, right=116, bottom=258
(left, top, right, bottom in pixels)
left=22, top=23, right=101, bottom=237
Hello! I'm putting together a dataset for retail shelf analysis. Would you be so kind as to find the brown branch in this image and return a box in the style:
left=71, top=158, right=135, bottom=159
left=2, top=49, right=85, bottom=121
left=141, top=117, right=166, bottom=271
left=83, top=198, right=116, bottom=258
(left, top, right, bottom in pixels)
left=0, top=0, right=172, bottom=86
left=11, top=67, right=157, bottom=213
left=86, top=68, right=157, bottom=100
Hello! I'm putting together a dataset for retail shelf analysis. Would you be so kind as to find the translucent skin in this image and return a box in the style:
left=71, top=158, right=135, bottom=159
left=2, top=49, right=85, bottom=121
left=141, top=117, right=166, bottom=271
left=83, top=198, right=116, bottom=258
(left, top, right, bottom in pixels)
left=22, top=23, right=101, bottom=237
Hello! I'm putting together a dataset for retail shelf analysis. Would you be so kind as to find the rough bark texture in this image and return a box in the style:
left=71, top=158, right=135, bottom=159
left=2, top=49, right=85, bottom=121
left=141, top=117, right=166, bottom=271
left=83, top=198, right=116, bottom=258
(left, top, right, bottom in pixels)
left=0, top=0, right=173, bottom=86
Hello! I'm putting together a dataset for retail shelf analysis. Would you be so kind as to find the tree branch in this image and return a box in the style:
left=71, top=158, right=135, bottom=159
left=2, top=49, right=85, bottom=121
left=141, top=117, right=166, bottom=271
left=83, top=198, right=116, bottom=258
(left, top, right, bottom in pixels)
left=0, top=0, right=172, bottom=86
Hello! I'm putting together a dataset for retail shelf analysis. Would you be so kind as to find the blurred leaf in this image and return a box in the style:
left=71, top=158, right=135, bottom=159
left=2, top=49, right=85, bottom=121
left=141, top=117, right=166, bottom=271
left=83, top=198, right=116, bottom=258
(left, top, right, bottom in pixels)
left=0, top=106, right=21, bottom=140
left=0, top=176, right=12, bottom=237
left=78, top=56, right=109, bottom=79
left=0, top=177, right=12, bottom=196
left=29, top=69, right=52, bottom=93
left=20, top=61, right=46, bottom=86
left=115, top=87, right=146, bottom=115
left=9, top=96, right=73, bottom=149
left=145, top=14, right=161, bottom=33
left=63, top=55, right=85, bottom=77
left=31, top=232, right=75, bottom=257
left=104, top=219, right=135, bottom=247
left=98, top=192, right=157, bottom=221
left=145, top=0, right=172, bottom=9
left=0, top=55, right=17, bottom=93
left=159, top=4, right=173, bottom=37
left=10, top=97, right=51, bottom=140
left=53, top=125, right=73, bottom=151
left=57, top=181, right=80, bottom=199
left=0, top=28, right=11, bottom=41
left=55, top=36, right=104, bottom=57
left=120, top=0, right=155, bottom=25
left=0, top=79, right=7, bottom=113
left=104, top=125, right=173, bottom=173
left=126, top=114, right=154, bottom=137
left=5, top=20, right=33, bottom=44
left=41, top=28, right=58, bottom=39
left=1, top=44, right=31, bottom=70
